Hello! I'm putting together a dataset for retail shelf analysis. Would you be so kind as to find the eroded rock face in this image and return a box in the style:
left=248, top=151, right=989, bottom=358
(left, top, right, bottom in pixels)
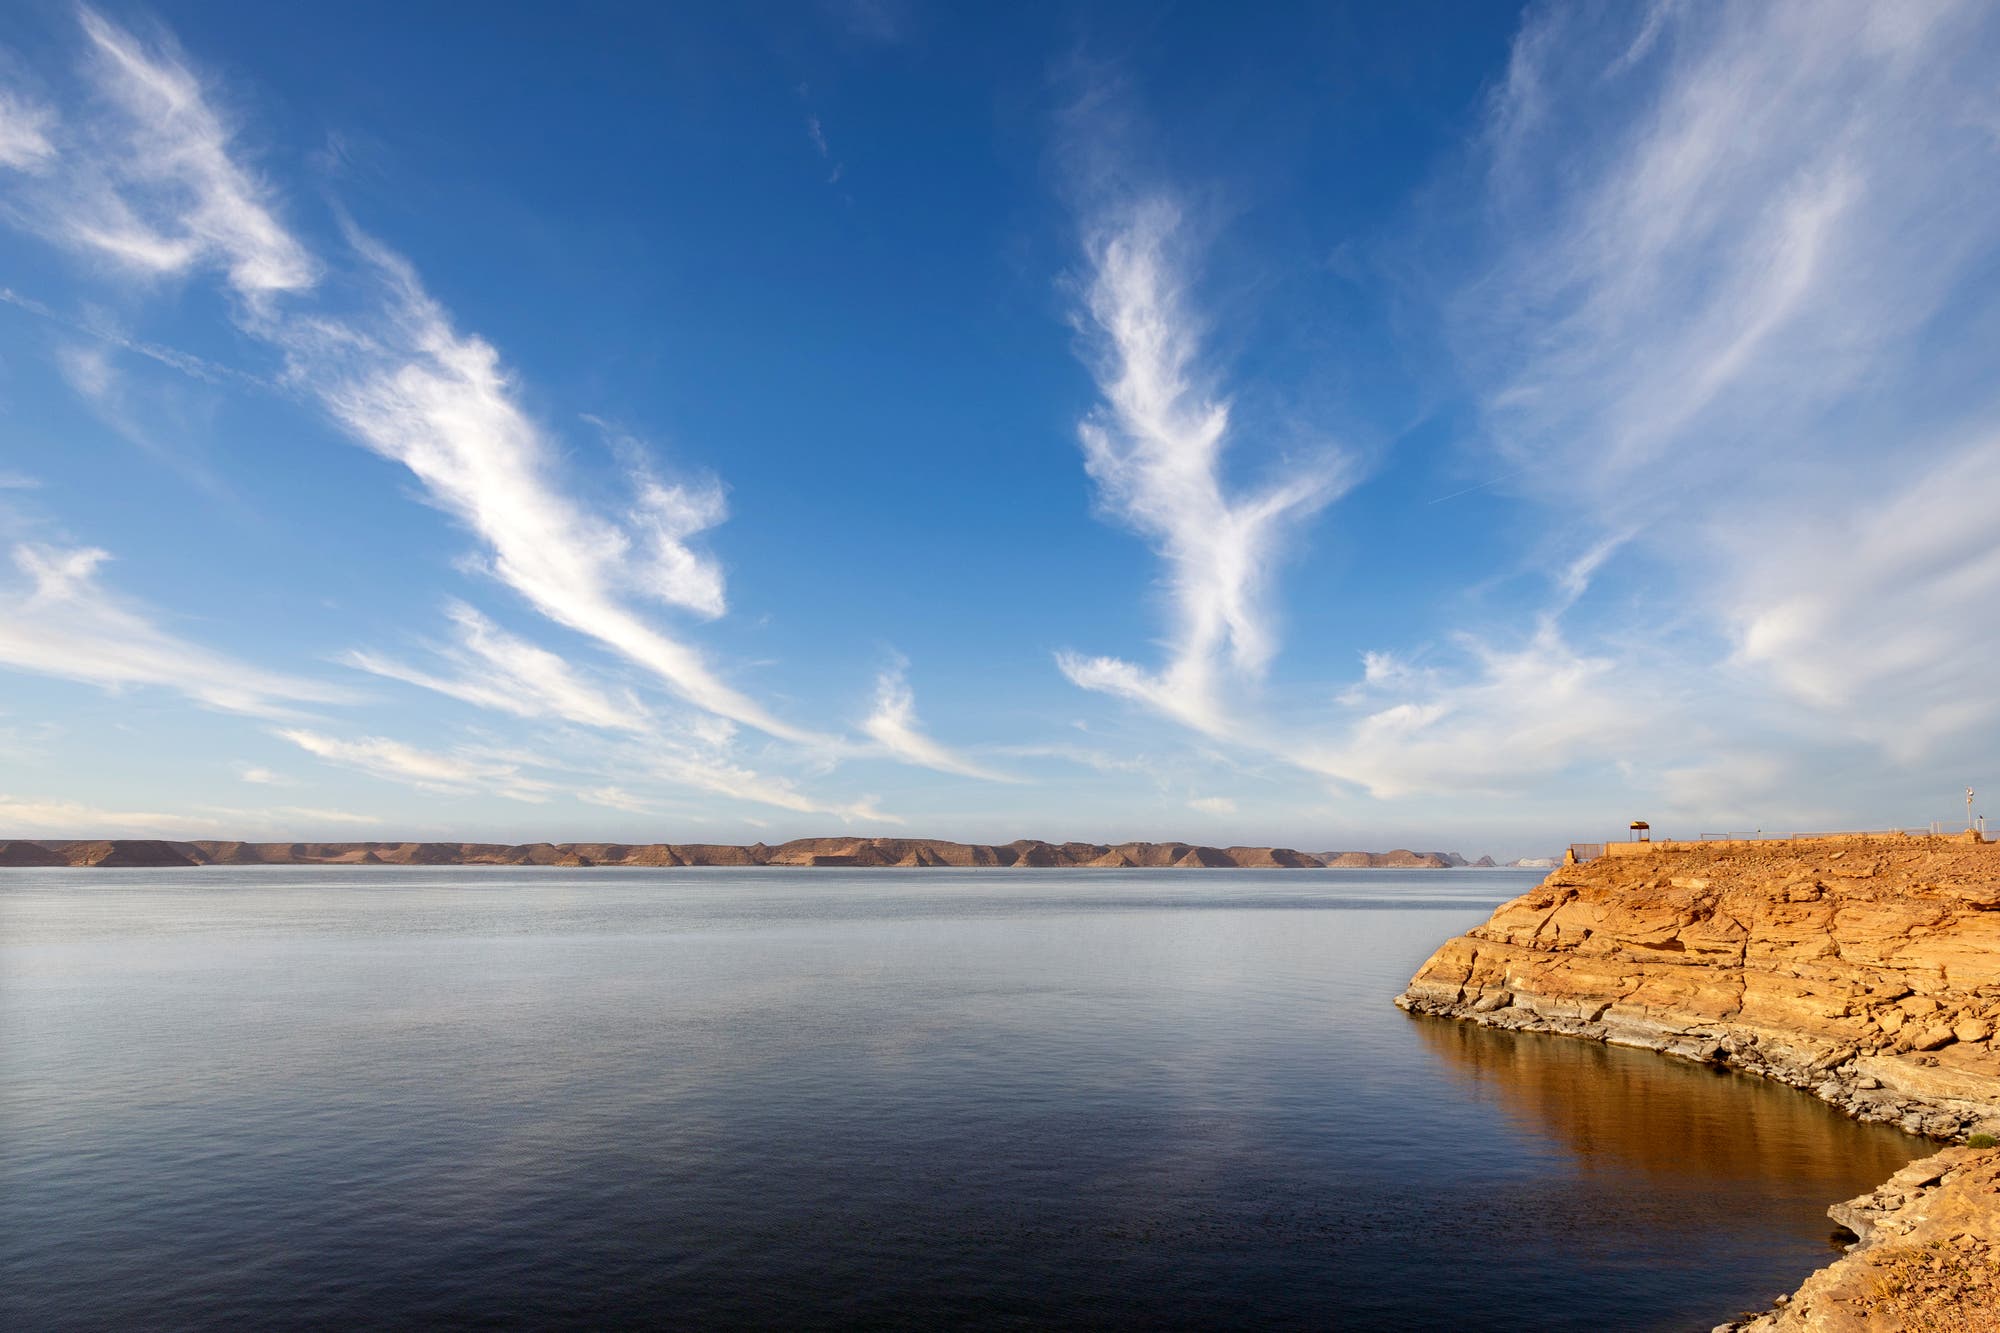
left=1718, top=1146, right=2000, bottom=1333
left=1399, top=834, right=2000, bottom=1141
left=1399, top=834, right=2000, bottom=1331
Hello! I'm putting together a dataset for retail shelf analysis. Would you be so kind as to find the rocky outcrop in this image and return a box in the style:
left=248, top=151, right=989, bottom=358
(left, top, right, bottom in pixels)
left=1400, top=833, right=2000, bottom=1331
left=1399, top=834, right=2000, bottom=1139
left=6, top=837, right=1499, bottom=870
left=1718, top=1145, right=2000, bottom=1332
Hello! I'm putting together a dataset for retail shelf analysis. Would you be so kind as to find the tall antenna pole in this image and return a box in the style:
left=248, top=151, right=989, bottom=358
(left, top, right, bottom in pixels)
left=1971, top=787, right=1977, bottom=831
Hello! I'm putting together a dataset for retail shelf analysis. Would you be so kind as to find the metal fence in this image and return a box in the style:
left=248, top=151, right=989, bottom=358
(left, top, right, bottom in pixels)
left=1689, top=828, right=1953, bottom=841
left=1566, top=825, right=1990, bottom=862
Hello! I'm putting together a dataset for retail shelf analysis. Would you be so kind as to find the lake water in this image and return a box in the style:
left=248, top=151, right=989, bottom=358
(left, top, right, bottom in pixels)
left=0, top=868, right=1920, bottom=1330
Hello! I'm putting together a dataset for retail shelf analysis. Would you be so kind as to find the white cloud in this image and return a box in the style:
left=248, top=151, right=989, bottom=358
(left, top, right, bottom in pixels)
left=0, top=797, right=385, bottom=838
left=1187, top=795, right=1236, bottom=816
left=604, top=730, right=902, bottom=822
left=264, top=805, right=381, bottom=826
left=1038, top=172, right=1659, bottom=807
left=345, top=601, right=649, bottom=733
left=578, top=785, right=662, bottom=815
left=282, top=235, right=808, bottom=739
left=1227, top=0, right=2000, bottom=816
left=1058, top=199, right=1349, bottom=736
left=236, top=764, right=287, bottom=785
left=6, top=9, right=1042, bottom=825
left=274, top=712, right=895, bottom=824
left=0, top=794, right=224, bottom=837
left=273, top=727, right=557, bottom=802
left=55, top=341, right=115, bottom=400
left=861, top=658, right=1018, bottom=782
left=626, top=471, right=728, bottom=619
left=1461, top=0, right=2000, bottom=765
left=345, top=607, right=910, bottom=820
left=0, top=89, right=57, bottom=171
left=17, top=10, right=833, bottom=754
left=0, top=543, right=351, bottom=716
left=1723, top=430, right=2000, bottom=758
left=1307, top=621, right=1651, bottom=800
left=54, top=8, right=318, bottom=300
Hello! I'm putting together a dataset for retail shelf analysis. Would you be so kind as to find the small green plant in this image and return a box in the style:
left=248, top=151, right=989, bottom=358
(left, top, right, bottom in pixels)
left=1967, top=1132, right=1996, bottom=1149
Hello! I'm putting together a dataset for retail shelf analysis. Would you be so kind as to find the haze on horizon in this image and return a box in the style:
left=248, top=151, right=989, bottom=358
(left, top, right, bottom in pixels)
left=0, top=1, right=1995, bottom=861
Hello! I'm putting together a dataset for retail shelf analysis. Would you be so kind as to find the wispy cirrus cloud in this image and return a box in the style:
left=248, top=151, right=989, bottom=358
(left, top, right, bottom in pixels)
left=617, top=740, right=897, bottom=822
left=344, top=601, right=649, bottom=734
left=0, top=794, right=226, bottom=837
left=578, top=785, right=664, bottom=816
left=13, top=9, right=319, bottom=300
left=283, top=233, right=818, bottom=742
left=862, top=657, right=1018, bottom=782
left=257, top=805, right=382, bottom=826
left=1041, top=6, right=2000, bottom=823
left=1057, top=199, right=1349, bottom=736
left=0, top=88, right=57, bottom=170
left=0, top=543, right=351, bottom=716
left=0, top=795, right=383, bottom=838
left=1306, top=621, right=1654, bottom=800
left=17, top=10, right=816, bottom=747
left=54, top=341, right=114, bottom=399
left=1, top=8, right=968, bottom=824
left=272, top=727, right=558, bottom=803
left=1446, top=0, right=2000, bottom=773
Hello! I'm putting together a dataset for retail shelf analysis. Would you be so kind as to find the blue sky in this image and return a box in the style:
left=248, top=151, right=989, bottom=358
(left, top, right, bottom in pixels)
left=1, top=1, right=1996, bottom=857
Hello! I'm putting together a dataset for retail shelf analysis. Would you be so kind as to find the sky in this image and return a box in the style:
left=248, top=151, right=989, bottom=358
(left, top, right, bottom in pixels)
left=1, top=1, right=1996, bottom=858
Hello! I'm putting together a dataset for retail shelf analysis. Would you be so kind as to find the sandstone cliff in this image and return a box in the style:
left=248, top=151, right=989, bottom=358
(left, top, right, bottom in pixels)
left=3, top=837, right=1495, bottom=871
left=1721, top=1145, right=2000, bottom=1333
left=1400, top=834, right=2000, bottom=1139
left=1399, top=834, right=2000, bottom=1330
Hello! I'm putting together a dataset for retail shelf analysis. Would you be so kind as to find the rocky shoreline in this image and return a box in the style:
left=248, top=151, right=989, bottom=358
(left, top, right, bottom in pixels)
left=1398, top=832, right=2000, bottom=1329
left=1717, top=1144, right=2000, bottom=1332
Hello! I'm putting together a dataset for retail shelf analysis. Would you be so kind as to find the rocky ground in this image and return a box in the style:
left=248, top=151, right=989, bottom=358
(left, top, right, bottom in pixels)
left=1720, top=1146, right=2000, bottom=1332
left=1398, top=833, right=2000, bottom=1329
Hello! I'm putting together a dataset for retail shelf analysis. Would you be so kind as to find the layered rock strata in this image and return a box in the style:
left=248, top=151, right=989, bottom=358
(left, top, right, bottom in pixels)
left=1400, top=834, right=2000, bottom=1329
left=1399, top=834, right=2000, bottom=1139
left=0, top=837, right=1489, bottom=871
left=1719, top=1145, right=2000, bottom=1332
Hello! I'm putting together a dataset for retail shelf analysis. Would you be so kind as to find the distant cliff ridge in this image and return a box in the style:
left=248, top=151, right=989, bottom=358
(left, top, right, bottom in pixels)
left=0, top=838, right=1500, bottom=870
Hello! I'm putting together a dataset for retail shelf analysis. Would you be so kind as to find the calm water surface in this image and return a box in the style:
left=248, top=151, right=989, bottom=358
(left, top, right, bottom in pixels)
left=0, top=868, right=1919, bottom=1330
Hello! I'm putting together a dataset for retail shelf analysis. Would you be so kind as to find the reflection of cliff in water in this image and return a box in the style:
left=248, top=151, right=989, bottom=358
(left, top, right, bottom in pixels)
left=1411, top=1015, right=1918, bottom=1188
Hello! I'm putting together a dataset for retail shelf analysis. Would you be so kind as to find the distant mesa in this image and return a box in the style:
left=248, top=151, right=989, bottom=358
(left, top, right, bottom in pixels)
left=52, top=839, right=200, bottom=869
left=1, top=837, right=1509, bottom=870
left=1314, top=849, right=1461, bottom=869
left=0, top=840, right=69, bottom=867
